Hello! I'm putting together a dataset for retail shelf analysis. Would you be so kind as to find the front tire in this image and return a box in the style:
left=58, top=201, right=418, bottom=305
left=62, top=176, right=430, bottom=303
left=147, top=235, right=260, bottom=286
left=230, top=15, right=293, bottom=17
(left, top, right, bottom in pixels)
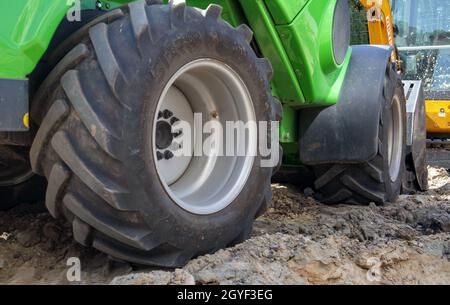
left=312, top=64, right=406, bottom=204
left=30, top=1, right=280, bottom=266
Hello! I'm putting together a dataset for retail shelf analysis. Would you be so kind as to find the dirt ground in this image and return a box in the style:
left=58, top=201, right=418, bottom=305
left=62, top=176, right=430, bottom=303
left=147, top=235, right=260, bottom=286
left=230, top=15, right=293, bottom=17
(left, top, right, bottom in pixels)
left=1, top=167, right=450, bottom=284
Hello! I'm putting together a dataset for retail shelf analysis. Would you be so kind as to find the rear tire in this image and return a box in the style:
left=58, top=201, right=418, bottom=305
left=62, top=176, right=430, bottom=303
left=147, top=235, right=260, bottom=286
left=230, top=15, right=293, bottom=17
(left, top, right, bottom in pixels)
left=30, top=1, right=280, bottom=266
left=0, top=145, right=45, bottom=210
left=312, top=64, right=406, bottom=204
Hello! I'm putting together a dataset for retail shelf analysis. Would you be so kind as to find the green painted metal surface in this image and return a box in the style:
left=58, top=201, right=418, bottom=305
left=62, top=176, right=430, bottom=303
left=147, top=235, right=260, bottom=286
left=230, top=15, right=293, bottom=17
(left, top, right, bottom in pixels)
left=280, top=106, right=297, bottom=143
left=276, top=0, right=351, bottom=106
left=239, top=0, right=306, bottom=104
left=0, top=0, right=135, bottom=80
left=265, top=0, right=308, bottom=25
left=281, top=142, right=302, bottom=166
left=173, top=0, right=307, bottom=106
left=0, top=1, right=71, bottom=79
left=93, top=0, right=137, bottom=10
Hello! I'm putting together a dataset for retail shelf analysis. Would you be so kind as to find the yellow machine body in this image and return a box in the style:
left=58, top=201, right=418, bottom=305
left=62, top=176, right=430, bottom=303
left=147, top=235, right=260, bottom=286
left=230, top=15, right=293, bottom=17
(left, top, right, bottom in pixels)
left=426, top=100, right=450, bottom=134
left=361, top=0, right=450, bottom=136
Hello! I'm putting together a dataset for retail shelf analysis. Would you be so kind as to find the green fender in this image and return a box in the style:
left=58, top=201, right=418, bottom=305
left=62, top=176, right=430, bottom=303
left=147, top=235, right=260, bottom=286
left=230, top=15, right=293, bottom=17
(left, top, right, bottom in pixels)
left=0, top=0, right=135, bottom=80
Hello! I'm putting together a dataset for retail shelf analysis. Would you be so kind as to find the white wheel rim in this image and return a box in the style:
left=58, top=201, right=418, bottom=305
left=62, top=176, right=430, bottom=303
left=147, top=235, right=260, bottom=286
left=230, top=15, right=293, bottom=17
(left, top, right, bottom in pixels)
left=153, top=59, right=256, bottom=215
left=388, top=95, right=403, bottom=181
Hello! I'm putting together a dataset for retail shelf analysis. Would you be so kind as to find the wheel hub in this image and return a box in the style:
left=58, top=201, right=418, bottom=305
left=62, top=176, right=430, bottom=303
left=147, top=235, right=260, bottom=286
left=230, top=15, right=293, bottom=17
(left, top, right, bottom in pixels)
left=152, top=59, right=256, bottom=215
left=156, top=120, right=175, bottom=150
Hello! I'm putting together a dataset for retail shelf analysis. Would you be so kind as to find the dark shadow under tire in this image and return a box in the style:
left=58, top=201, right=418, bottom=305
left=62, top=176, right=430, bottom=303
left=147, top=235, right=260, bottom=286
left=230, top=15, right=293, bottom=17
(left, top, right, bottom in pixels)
left=30, top=1, right=281, bottom=266
left=0, top=145, right=46, bottom=211
left=312, top=64, right=406, bottom=205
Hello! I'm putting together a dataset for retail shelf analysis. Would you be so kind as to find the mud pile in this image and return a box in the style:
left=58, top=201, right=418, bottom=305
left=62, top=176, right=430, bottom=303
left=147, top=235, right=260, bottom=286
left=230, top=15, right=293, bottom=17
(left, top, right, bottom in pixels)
left=1, top=167, right=450, bottom=284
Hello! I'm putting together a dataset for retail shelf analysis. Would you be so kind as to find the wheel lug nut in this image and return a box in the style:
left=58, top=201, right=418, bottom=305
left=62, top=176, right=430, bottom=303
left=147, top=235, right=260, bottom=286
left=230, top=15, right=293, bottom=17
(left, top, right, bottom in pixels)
left=173, top=130, right=183, bottom=138
left=157, top=151, right=164, bottom=161
left=163, top=110, right=173, bottom=119
left=170, top=143, right=182, bottom=151
left=158, top=111, right=163, bottom=119
left=164, top=150, right=174, bottom=160
left=211, top=111, right=219, bottom=119
left=170, top=117, right=180, bottom=125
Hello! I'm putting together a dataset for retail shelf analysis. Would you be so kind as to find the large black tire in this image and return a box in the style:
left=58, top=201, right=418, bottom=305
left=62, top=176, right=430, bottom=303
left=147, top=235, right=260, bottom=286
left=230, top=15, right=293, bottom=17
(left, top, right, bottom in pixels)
left=312, top=64, right=406, bottom=204
left=0, top=145, right=46, bottom=210
left=30, top=0, right=280, bottom=266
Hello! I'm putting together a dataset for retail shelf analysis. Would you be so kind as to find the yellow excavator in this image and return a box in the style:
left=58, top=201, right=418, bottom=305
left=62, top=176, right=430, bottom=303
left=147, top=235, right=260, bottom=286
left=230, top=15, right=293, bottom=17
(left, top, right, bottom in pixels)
left=354, top=0, right=450, bottom=189
left=390, top=0, right=450, bottom=170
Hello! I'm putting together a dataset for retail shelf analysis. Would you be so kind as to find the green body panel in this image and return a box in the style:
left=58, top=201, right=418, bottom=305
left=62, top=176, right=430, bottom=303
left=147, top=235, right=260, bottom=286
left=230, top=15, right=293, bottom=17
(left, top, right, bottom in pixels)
left=280, top=106, right=297, bottom=143
left=239, top=0, right=306, bottom=104
left=264, top=0, right=308, bottom=25
left=0, top=0, right=70, bottom=79
left=280, top=142, right=302, bottom=166
left=179, top=0, right=307, bottom=105
left=92, top=0, right=138, bottom=10
left=276, top=0, right=351, bottom=106
left=0, top=0, right=134, bottom=80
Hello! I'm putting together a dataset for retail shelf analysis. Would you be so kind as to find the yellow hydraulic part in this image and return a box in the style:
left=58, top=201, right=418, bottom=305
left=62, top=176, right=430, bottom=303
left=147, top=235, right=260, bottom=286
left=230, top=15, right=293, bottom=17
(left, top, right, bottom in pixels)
left=22, top=112, right=29, bottom=129
left=425, top=100, right=450, bottom=134
left=359, top=0, right=398, bottom=64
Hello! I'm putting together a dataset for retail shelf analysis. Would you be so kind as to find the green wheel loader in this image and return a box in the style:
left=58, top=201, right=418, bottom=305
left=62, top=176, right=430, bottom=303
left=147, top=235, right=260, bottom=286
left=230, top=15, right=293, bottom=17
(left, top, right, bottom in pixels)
left=0, top=0, right=425, bottom=266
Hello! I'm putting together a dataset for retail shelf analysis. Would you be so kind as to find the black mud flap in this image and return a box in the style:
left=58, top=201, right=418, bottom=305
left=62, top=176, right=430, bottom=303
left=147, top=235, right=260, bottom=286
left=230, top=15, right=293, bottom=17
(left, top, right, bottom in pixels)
left=299, top=45, right=392, bottom=164
left=0, top=78, right=29, bottom=131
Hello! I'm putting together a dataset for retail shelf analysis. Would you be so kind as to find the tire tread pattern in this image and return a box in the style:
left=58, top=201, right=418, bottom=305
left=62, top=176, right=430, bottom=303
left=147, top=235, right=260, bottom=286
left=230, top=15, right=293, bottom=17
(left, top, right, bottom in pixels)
left=30, top=0, right=280, bottom=266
